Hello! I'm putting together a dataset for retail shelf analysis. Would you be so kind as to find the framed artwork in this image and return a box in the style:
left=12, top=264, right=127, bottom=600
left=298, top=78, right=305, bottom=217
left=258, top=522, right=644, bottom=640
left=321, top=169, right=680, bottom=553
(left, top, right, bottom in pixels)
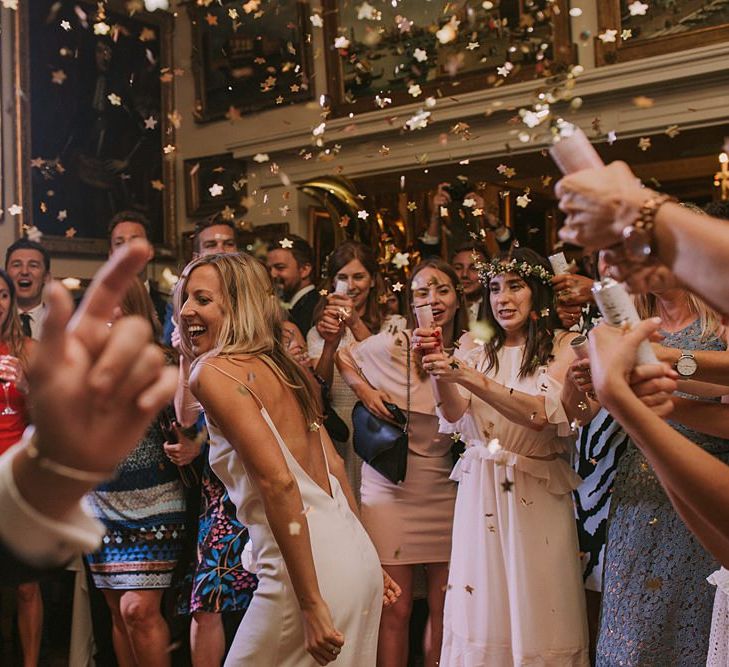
left=184, top=153, right=247, bottom=219
left=21, top=0, right=176, bottom=257
left=321, top=0, right=571, bottom=116
left=307, top=207, right=337, bottom=279
left=596, top=0, right=729, bottom=65
left=188, top=0, right=314, bottom=122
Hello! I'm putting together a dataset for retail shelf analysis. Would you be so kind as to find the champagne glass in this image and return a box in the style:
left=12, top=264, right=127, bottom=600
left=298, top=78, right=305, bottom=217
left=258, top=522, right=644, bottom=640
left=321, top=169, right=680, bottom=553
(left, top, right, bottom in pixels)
left=0, top=356, right=17, bottom=416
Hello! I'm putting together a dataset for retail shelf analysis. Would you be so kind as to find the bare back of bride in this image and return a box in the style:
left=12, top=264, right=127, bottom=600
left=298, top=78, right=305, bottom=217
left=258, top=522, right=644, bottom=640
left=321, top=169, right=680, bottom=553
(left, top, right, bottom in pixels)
left=176, top=253, right=385, bottom=666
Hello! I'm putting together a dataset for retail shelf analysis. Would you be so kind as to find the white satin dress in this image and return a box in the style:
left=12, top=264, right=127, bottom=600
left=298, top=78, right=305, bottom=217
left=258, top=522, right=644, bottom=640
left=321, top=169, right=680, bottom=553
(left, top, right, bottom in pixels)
left=203, top=364, right=383, bottom=666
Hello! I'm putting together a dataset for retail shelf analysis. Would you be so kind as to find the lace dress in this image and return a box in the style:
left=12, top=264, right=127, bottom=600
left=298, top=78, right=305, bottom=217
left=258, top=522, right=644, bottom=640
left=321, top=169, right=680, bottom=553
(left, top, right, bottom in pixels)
left=597, top=319, right=729, bottom=666
left=707, top=568, right=729, bottom=666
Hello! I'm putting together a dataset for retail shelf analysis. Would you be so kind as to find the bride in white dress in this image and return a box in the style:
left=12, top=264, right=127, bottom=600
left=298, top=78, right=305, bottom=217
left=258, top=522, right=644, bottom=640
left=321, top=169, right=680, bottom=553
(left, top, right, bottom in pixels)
left=175, top=253, right=399, bottom=666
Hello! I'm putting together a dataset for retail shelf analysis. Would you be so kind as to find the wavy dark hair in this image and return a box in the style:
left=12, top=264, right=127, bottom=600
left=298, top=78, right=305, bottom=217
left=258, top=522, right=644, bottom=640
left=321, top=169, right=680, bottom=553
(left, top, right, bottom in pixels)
left=481, top=247, right=560, bottom=379
left=314, top=241, right=385, bottom=334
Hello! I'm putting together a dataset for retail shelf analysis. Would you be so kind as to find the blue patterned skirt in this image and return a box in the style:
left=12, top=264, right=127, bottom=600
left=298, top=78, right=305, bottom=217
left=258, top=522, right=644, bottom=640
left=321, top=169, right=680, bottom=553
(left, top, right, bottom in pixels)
left=85, top=419, right=187, bottom=589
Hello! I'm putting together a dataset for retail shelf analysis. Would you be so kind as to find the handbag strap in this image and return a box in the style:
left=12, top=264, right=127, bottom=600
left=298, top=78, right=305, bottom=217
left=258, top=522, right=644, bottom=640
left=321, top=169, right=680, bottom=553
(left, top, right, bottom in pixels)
left=404, top=332, right=411, bottom=433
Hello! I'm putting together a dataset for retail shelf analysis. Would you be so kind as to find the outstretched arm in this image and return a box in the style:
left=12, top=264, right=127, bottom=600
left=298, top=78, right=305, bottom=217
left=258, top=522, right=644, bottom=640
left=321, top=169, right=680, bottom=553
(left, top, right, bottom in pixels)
left=556, top=161, right=729, bottom=313
left=589, top=320, right=729, bottom=568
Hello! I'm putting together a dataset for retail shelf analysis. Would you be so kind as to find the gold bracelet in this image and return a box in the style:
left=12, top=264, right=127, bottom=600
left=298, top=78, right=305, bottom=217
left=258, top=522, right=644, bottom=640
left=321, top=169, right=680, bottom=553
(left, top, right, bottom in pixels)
left=24, top=427, right=114, bottom=484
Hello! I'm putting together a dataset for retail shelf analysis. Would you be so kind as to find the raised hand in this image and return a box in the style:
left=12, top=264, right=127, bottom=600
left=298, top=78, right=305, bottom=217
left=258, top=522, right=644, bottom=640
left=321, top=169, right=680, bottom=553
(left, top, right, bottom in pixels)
left=29, top=240, right=178, bottom=478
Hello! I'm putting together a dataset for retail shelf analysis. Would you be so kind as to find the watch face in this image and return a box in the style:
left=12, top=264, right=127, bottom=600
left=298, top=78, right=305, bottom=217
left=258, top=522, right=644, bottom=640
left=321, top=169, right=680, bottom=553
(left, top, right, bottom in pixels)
left=677, top=356, right=698, bottom=377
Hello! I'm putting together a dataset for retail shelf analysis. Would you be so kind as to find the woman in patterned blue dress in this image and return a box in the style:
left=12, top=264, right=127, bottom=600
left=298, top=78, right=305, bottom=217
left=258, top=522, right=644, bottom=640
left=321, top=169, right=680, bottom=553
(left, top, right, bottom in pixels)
left=597, top=289, right=729, bottom=666
left=85, top=279, right=187, bottom=667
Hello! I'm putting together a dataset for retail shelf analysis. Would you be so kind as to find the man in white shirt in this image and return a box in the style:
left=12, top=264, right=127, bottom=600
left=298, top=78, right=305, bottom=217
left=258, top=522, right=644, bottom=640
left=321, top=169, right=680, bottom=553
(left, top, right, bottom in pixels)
left=5, top=240, right=52, bottom=340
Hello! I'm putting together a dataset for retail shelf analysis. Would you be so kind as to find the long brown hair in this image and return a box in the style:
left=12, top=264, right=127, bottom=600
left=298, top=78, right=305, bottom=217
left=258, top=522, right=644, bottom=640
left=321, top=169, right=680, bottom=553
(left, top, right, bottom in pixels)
left=0, top=269, right=28, bottom=363
left=405, top=259, right=470, bottom=340
left=175, top=253, right=322, bottom=425
left=121, top=278, right=163, bottom=340
left=314, top=241, right=385, bottom=334
left=482, top=248, right=560, bottom=379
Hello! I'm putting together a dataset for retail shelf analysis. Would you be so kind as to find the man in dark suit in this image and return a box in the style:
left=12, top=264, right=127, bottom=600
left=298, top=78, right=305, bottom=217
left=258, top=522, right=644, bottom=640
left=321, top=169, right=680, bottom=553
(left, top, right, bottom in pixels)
left=107, top=210, right=168, bottom=328
left=266, top=235, right=319, bottom=337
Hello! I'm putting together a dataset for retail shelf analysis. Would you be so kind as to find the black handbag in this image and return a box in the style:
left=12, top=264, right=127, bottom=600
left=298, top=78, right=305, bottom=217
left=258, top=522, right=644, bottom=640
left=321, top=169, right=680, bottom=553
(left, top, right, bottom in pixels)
left=352, top=336, right=410, bottom=484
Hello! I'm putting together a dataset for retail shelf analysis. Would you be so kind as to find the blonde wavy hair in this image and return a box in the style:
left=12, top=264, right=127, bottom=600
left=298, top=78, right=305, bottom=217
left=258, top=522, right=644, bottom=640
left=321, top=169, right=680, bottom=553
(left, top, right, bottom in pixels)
left=635, top=291, right=724, bottom=341
left=175, top=253, right=322, bottom=424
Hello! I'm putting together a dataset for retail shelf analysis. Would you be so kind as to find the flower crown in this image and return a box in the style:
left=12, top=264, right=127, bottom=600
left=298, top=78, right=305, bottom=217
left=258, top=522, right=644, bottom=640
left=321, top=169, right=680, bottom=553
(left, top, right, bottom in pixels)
left=477, top=257, right=553, bottom=286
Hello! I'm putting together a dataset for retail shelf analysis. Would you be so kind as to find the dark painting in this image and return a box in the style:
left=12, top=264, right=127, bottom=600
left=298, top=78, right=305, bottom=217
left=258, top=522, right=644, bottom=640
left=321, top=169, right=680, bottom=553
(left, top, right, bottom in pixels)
left=26, top=1, right=174, bottom=253
left=189, top=0, right=313, bottom=121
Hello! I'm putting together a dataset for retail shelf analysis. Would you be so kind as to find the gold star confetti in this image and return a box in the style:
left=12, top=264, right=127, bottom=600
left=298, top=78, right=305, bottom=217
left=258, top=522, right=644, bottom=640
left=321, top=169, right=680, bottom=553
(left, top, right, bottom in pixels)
left=464, top=585, right=474, bottom=595
left=406, top=201, right=417, bottom=212
left=163, top=144, right=176, bottom=155
left=151, top=179, right=165, bottom=191
left=392, top=282, right=403, bottom=292
left=501, top=478, right=514, bottom=492
left=139, top=27, right=156, bottom=42
left=107, top=93, right=122, bottom=106
left=204, top=13, right=218, bottom=26
left=645, top=577, right=663, bottom=591
left=621, top=28, right=633, bottom=40
left=497, top=164, right=516, bottom=178
left=638, top=137, right=651, bottom=151
left=665, top=125, right=680, bottom=138
left=338, top=214, right=350, bottom=228
left=633, top=96, right=654, bottom=108
left=279, top=237, right=294, bottom=249
left=226, top=106, right=241, bottom=121
left=65, top=227, right=77, bottom=238
left=51, top=69, right=67, bottom=85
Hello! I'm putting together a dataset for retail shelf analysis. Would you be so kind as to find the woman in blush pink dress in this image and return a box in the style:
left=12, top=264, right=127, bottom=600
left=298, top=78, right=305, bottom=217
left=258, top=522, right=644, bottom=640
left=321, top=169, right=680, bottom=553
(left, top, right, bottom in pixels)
left=337, top=259, right=467, bottom=667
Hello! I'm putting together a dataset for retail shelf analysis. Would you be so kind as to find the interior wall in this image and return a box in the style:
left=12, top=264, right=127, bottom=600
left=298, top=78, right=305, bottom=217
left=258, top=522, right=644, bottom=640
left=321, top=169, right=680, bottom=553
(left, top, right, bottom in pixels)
left=3, top=1, right=729, bottom=281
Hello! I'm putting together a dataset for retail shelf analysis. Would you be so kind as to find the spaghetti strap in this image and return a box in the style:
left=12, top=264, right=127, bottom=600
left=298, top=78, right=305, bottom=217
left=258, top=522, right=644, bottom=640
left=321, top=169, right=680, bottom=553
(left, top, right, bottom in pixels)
left=198, top=361, right=265, bottom=410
